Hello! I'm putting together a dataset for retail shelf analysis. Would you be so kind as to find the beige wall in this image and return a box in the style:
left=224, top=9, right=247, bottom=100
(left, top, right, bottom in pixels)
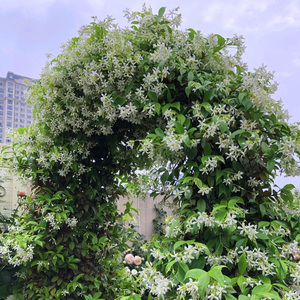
left=0, top=174, right=30, bottom=218
left=118, top=195, right=173, bottom=240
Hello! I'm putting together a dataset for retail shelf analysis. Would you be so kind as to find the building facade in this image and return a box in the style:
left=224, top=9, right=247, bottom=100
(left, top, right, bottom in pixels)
left=0, top=72, right=33, bottom=144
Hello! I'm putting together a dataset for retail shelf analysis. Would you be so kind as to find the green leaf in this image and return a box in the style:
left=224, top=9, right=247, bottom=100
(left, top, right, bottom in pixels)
left=155, top=128, right=164, bottom=138
left=69, top=241, right=75, bottom=250
left=158, top=7, right=166, bottom=18
left=177, top=114, right=185, bottom=125
left=238, top=252, right=247, bottom=275
left=188, top=71, right=194, bottom=82
left=194, top=178, right=202, bottom=189
left=266, top=159, right=275, bottom=173
left=154, top=103, right=161, bottom=115
left=174, top=121, right=184, bottom=134
left=147, top=91, right=158, bottom=102
left=252, top=284, right=272, bottom=294
left=185, top=269, right=206, bottom=280
left=208, top=266, right=225, bottom=286
left=197, top=273, right=210, bottom=298
left=161, top=171, right=169, bottom=184
left=230, top=129, right=245, bottom=139
left=197, top=199, right=206, bottom=212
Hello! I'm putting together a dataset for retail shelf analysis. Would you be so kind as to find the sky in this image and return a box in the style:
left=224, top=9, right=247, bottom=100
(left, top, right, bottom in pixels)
left=0, top=0, right=299, bottom=187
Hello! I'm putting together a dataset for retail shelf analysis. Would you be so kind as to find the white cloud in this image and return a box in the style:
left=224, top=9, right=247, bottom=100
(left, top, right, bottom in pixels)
left=267, top=0, right=300, bottom=29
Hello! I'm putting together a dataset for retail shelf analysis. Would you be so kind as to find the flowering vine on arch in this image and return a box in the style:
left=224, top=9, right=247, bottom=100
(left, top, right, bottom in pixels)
left=0, top=5, right=300, bottom=300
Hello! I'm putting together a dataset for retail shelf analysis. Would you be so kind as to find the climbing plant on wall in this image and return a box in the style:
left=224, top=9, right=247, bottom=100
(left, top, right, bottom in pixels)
left=0, top=5, right=300, bottom=300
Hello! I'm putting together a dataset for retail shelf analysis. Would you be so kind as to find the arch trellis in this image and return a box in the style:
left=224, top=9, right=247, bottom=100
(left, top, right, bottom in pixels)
left=1, top=6, right=300, bottom=299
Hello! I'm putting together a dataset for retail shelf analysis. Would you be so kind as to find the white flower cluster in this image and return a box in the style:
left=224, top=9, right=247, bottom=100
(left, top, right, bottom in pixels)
left=177, top=278, right=199, bottom=300
left=45, top=213, right=78, bottom=230
left=139, top=262, right=174, bottom=298
left=238, top=247, right=276, bottom=276
left=0, top=239, right=34, bottom=267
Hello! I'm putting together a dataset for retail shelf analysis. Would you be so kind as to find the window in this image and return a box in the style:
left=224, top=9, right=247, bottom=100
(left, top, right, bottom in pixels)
left=0, top=105, right=3, bottom=110
left=16, top=91, right=19, bottom=94
left=15, top=84, right=21, bottom=89
left=14, top=118, right=18, bottom=122
left=7, top=105, right=12, bottom=110
left=0, top=94, right=3, bottom=99
left=8, top=88, right=13, bottom=93
left=8, top=100, right=13, bottom=104
left=0, top=88, right=4, bottom=93
left=7, top=111, right=12, bottom=116
left=20, top=114, right=25, bottom=118
left=8, top=93, right=13, bottom=98
left=15, top=101, right=19, bottom=106
left=21, top=108, right=25, bottom=112
left=14, top=112, right=18, bottom=116
left=21, top=97, right=26, bottom=101
left=20, top=119, right=25, bottom=123
left=27, top=115, right=31, bottom=119
left=27, top=120, right=31, bottom=125
left=7, top=117, right=12, bottom=121
left=8, top=82, right=13, bottom=86
left=16, top=96, right=19, bottom=100
left=7, top=122, right=12, bottom=127
left=21, top=103, right=26, bottom=107
left=6, top=139, right=11, bottom=143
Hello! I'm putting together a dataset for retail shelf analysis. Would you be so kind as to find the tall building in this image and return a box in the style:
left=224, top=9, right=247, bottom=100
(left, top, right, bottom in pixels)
left=0, top=72, right=34, bottom=144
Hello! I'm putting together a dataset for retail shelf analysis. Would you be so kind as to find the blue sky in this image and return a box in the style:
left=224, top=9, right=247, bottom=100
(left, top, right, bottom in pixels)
left=1, top=0, right=299, bottom=187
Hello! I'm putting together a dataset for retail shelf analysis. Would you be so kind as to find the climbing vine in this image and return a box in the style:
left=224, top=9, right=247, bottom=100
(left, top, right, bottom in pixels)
left=0, top=5, right=299, bottom=299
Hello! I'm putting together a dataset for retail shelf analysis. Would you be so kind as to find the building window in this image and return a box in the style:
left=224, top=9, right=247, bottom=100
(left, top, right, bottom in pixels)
left=15, top=101, right=19, bottom=106
left=7, top=111, right=12, bottom=116
left=8, top=100, right=13, bottom=104
left=0, top=88, right=4, bottom=93
left=8, top=88, right=13, bottom=93
left=16, top=91, right=19, bottom=95
left=8, top=82, right=13, bottom=87
left=7, top=122, right=12, bottom=127
left=20, top=119, right=25, bottom=123
left=21, top=97, right=26, bottom=101
left=27, top=121, right=31, bottom=125
left=7, top=105, right=12, bottom=110
left=0, top=94, right=3, bottom=99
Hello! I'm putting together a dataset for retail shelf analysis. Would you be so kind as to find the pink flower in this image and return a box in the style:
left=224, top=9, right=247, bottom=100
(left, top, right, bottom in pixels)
left=124, top=254, right=134, bottom=264
left=133, top=256, right=142, bottom=265
left=18, top=192, right=24, bottom=196
left=293, top=251, right=300, bottom=260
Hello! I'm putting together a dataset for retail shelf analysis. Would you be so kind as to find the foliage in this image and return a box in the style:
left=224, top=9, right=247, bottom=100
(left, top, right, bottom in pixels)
left=0, top=4, right=300, bottom=299
left=153, top=204, right=167, bottom=236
